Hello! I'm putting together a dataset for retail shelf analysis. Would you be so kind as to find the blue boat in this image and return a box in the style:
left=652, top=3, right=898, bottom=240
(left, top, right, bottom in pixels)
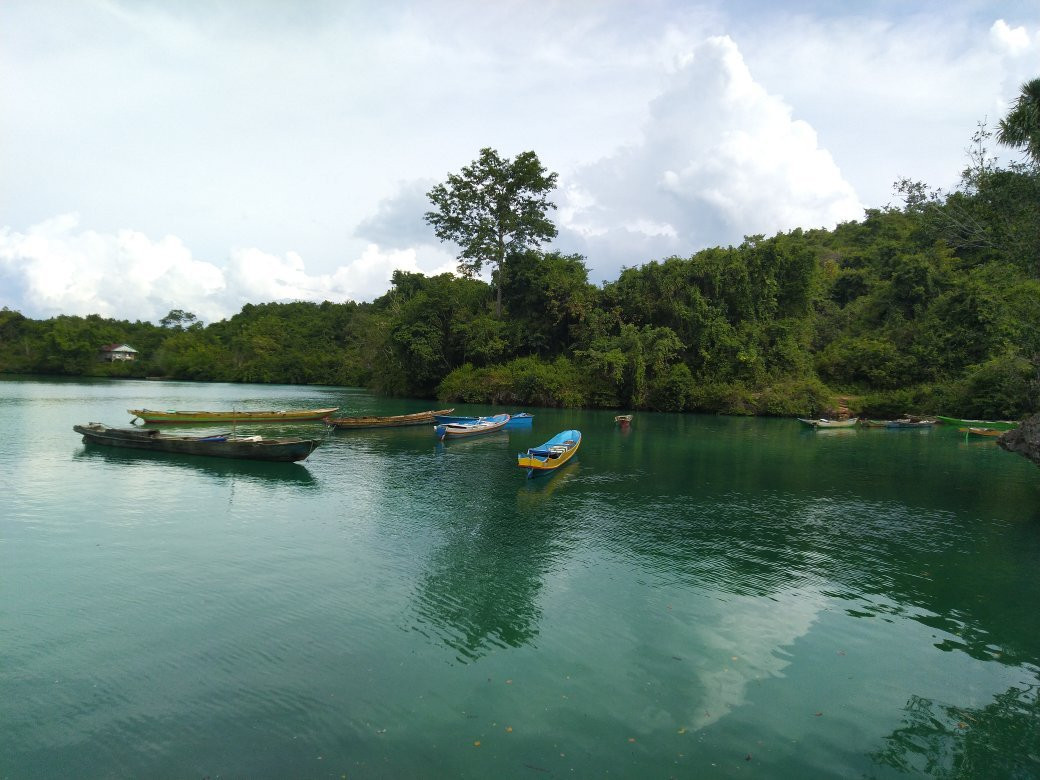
left=434, top=412, right=533, bottom=429
left=434, top=413, right=511, bottom=440
left=517, top=429, right=581, bottom=478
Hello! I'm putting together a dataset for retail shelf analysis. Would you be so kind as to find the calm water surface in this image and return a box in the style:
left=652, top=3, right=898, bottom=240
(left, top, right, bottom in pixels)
left=2, top=377, right=1039, bottom=778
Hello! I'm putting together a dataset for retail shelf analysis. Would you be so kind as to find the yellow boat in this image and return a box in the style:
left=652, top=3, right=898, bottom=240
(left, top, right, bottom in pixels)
left=517, top=429, right=581, bottom=478
left=129, top=407, right=339, bottom=424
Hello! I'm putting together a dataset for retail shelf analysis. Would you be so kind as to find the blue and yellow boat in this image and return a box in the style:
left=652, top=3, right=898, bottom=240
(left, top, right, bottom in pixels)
left=517, top=429, right=581, bottom=478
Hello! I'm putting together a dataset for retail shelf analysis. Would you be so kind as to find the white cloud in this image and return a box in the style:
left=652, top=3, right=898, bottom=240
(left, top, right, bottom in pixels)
left=559, top=36, right=864, bottom=279
left=3, top=3, right=1040, bottom=318
left=990, top=19, right=1034, bottom=56
left=0, top=215, right=455, bottom=323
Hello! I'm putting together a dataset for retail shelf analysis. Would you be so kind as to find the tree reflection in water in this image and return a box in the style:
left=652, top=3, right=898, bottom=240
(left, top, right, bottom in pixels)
left=871, top=686, right=1040, bottom=777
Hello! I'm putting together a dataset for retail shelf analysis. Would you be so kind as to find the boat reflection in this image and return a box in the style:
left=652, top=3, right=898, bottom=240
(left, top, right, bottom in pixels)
left=516, top=462, right=581, bottom=504
left=74, top=444, right=318, bottom=487
left=409, top=466, right=576, bottom=663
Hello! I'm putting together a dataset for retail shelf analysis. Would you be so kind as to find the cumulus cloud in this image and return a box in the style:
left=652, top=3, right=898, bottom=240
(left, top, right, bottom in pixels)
left=0, top=214, right=454, bottom=323
left=558, top=35, right=864, bottom=280
left=990, top=18, right=1035, bottom=56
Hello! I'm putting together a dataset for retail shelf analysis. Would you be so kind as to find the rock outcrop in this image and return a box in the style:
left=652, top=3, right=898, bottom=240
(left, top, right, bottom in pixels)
left=998, top=414, right=1040, bottom=467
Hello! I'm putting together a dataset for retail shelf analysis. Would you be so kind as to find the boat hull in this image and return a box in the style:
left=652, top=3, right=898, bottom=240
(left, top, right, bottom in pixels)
left=936, top=416, right=1018, bottom=431
left=326, top=409, right=454, bottom=429
left=433, top=412, right=532, bottom=429
left=517, top=429, right=581, bottom=477
left=435, top=414, right=510, bottom=439
left=129, top=407, right=338, bottom=424
left=797, top=418, right=858, bottom=429
left=75, top=423, right=320, bottom=462
left=960, top=427, right=1003, bottom=438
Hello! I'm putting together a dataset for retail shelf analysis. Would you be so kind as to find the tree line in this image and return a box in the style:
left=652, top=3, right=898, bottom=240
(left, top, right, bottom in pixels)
left=2, top=79, right=1039, bottom=420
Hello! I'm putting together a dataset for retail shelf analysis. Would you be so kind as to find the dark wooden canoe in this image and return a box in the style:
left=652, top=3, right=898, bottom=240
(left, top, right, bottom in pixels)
left=74, top=423, right=321, bottom=462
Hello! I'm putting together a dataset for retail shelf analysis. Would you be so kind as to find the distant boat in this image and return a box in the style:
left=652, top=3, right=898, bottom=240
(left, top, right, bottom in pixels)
left=797, top=417, right=858, bottom=429
left=615, top=414, right=633, bottom=426
left=325, top=409, right=454, bottom=429
left=433, top=412, right=533, bottom=429
left=959, top=427, right=1003, bottom=438
left=936, top=415, right=1019, bottom=431
left=435, top=413, right=510, bottom=440
left=885, top=418, right=936, bottom=428
left=75, top=423, right=321, bottom=462
left=129, top=407, right=338, bottom=424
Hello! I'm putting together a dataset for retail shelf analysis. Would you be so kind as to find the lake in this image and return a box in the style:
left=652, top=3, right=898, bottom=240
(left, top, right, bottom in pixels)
left=2, top=376, right=1039, bottom=778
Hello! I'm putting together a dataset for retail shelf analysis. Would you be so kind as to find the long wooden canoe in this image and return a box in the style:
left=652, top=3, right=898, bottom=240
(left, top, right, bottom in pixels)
left=129, top=407, right=338, bottom=424
left=517, top=429, right=581, bottom=478
left=936, top=415, right=1019, bottom=431
left=325, top=408, right=454, bottom=429
left=75, top=423, right=321, bottom=462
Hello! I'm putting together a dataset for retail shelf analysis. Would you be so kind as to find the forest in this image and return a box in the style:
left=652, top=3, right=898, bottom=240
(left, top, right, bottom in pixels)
left=2, top=103, right=1039, bottom=420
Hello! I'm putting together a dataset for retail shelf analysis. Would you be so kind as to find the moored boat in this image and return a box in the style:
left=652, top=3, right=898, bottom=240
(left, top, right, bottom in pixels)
left=129, top=407, right=338, bottom=424
left=885, top=418, right=936, bottom=428
left=435, top=413, right=510, bottom=440
left=325, top=408, right=454, bottom=429
left=74, top=423, right=321, bottom=462
left=517, top=429, right=581, bottom=478
left=959, top=427, right=1003, bottom=438
left=797, top=417, right=858, bottom=429
left=936, top=415, right=1019, bottom=431
left=615, top=414, right=633, bottom=426
left=433, top=412, right=532, bottom=429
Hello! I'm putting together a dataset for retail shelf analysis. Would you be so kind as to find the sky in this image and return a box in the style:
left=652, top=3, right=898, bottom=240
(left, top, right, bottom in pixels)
left=2, top=0, right=1039, bottom=325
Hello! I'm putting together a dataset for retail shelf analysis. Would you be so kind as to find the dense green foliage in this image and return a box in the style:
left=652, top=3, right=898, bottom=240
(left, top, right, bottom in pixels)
left=3, top=127, right=1039, bottom=419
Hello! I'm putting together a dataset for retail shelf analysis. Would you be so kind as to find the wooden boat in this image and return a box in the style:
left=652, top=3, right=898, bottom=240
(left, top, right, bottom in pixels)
left=615, top=414, right=633, bottom=425
left=435, top=413, right=510, bottom=440
left=325, top=408, right=453, bottom=429
left=797, top=417, right=858, bottom=429
left=885, top=418, right=936, bottom=428
left=936, top=415, right=1019, bottom=431
left=861, top=419, right=890, bottom=428
left=129, top=407, right=338, bottom=424
left=959, top=427, right=1003, bottom=438
left=517, top=429, right=581, bottom=478
left=433, top=412, right=532, bottom=429
left=74, top=423, right=321, bottom=462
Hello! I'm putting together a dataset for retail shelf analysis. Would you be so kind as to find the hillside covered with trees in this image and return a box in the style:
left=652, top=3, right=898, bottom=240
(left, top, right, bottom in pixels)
left=2, top=82, right=1039, bottom=421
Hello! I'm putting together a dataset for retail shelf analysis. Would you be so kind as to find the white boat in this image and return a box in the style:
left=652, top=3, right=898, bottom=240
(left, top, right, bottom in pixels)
left=797, top=417, right=858, bottom=429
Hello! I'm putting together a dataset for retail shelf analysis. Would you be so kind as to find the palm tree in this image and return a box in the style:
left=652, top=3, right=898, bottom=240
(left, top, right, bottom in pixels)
left=997, top=77, right=1040, bottom=165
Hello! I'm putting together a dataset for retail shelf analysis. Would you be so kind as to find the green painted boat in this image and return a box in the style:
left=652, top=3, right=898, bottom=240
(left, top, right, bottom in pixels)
left=935, top=416, right=1019, bottom=431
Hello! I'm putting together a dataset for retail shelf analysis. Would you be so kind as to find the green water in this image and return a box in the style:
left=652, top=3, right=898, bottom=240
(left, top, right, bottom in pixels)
left=2, top=377, right=1039, bottom=778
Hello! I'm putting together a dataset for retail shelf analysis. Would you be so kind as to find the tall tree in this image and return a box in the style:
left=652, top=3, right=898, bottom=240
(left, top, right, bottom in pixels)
left=997, top=77, right=1040, bottom=165
left=425, top=147, right=558, bottom=317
